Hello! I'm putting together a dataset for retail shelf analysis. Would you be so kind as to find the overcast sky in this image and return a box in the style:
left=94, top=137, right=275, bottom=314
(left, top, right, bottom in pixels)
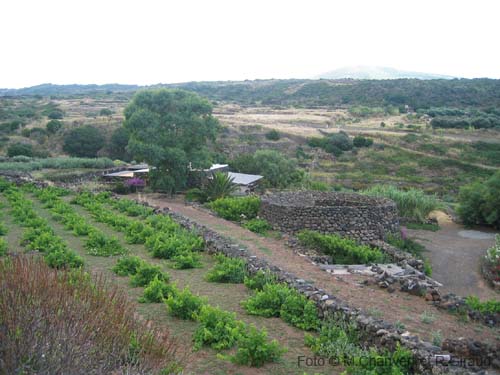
left=1, top=0, right=499, bottom=88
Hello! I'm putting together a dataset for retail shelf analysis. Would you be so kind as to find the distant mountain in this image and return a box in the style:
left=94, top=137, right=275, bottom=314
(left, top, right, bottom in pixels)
left=0, top=83, right=140, bottom=97
left=316, top=66, right=456, bottom=80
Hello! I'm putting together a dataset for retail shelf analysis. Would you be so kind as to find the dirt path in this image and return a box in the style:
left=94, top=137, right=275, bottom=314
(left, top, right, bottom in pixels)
left=408, top=212, right=499, bottom=300
left=136, top=193, right=499, bottom=347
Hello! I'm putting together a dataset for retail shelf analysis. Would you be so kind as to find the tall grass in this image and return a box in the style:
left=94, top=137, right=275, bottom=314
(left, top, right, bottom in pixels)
left=0, top=255, right=182, bottom=374
left=362, top=185, right=443, bottom=223
left=0, top=157, right=115, bottom=171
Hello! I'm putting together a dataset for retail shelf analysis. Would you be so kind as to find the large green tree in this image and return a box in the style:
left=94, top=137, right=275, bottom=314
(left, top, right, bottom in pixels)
left=123, top=89, right=219, bottom=193
left=63, top=125, right=105, bottom=157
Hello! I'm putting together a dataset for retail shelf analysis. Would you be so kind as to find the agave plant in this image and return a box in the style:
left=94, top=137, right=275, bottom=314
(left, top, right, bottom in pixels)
left=204, top=172, right=237, bottom=202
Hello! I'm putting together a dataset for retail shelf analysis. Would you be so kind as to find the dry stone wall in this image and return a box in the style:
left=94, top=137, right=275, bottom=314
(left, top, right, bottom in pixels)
left=259, top=191, right=399, bottom=242
left=130, top=198, right=497, bottom=374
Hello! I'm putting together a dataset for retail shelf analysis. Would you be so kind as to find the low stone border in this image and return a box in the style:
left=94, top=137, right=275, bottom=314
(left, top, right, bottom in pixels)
left=433, top=294, right=499, bottom=327
left=132, top=199, right=498, bottom=374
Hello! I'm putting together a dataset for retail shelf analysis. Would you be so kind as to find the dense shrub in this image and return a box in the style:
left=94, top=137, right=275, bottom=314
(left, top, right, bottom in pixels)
left=112, top=255, right=145, bottom=276
left=63, top=125, right=105, bottom=157
left=205, top=254, right=246, bottom=283
left=298, top=230, right=386, bottom=264
left=227, top=325, right=285, bottom=367
left=112, top=198, right=153, bottom=217
left=243, top=282, right=320, bottom=330
left=0, top=255, right=180, bottom=374
left=353, top=135, right=374, bottom=148
left=0, top=237, right=6, bottom=256
left=229, top=151, right=303, bottom=188
left=457, top=171, right=500, bottom=228
left=265, top=129, right=281, bottom=141
left=305, top=318, right=414, bottom=374
left=280, top=293, right=320, bottom=331
left=146, top=231, right=203, bottom=259
left=47, top=109, right=64, bottom=119
left=99, top=108, right=113, bottom=116
left=46, top=119, right=63, bottom=134
left=84, top=230, right=128, bottom=257
left=242, top=283, right=293, bottom=318
left=130, top=263, right=169, bottom=287
left=308, top=131, right=353, bottom=156
left=165, top=287, right=206, bottom=320
left=465, top=295, right=500, bottom=314
left=243, top=218, right=271, bottom=234
left=362, top=185, right=442, bottom=223
left=184, top=188, right=208, bottom=203
left=170, top=252, right=203, bottom=269
left=139, top=276, right=177, bottom=303
left=193, top=305, right=245, bottom=351
left=243, top=270, right=277, bottom=290
left=207, top=196, right=261, bottom=221
left=125, top=221, right=154, bottom=244
left=0, top=221, right=8, bottom=236
left=7, top=142, right=33, bottom=157
left=304, top=318, right=362, bottom=361
left=252, top=150, right=304, bottom=188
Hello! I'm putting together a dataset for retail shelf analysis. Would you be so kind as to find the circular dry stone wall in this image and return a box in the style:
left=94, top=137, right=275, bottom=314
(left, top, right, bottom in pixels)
left=259, top=191, right=399, bottom=242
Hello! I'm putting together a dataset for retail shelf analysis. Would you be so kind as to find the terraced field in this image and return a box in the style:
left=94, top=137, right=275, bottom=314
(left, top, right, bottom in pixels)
left=0, top=183, right=328, bottom=375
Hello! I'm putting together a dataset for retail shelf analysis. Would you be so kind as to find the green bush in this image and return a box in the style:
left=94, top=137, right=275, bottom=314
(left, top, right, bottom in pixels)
left=465, top=296, right=500, bottom=314
left=457, top=171, right=500, bottom=228
left=0, top=222, right=7, bottom=236
left=280, top=293, right=320, bottom=331
left=44, top=248, right=84, bottom=269
left=63, top=125, right=105, bottom=157
left=0, top=238, right=8, bottom=256
left=265, top=130, right=281, bottom=141
left=185, top=188, right=208, bottom=203
left=193, top=305, right=245, bottom=351
left=205, top=254, right=246, bottom=283
left=227, top=325, right=286, bottom=367
left=165, top=287, right=206, bottom=320
left=207, top=196, right=261, bottom=221
left=362, top=185, right=443, bottom=223
left=298, top=230, right=386, bottom=264
left=84, top=230, right=128, bottom=257
left=125, top=221, right=154, bottom=244
left=170, top=252, right=203, bottom=269
left=244, top=270, right=277, bottom=290
left=46, top=120, right=63, bottom=134
left=304, top=318, right=362, bottom=361
left=139, top=276, right=177, bottom=303
left=353, top=135, right=374, bottom=148
left=146, top=231, right=203, bottom=259
left=305, top=317, right=414, bottom=374
left=7, top=143, right=33, bottom=157
left=243, top=218, right=271, bottom=234
left=346, top=345, right=414, bottom=375
left=242, top=283, right=293, bottom=318
left=130, top=263, right=169, bottom=287
left=112, top=256, right=145, bottom=276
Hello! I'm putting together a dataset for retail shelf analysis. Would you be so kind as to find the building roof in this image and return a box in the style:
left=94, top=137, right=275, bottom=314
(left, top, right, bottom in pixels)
left=104, top=170, right=135, bottom=178
left=128, top=163, right=149, bottom=170
left=206, top=163, right=229, bottom=171
left=227, top=172, right=263, bottom=185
